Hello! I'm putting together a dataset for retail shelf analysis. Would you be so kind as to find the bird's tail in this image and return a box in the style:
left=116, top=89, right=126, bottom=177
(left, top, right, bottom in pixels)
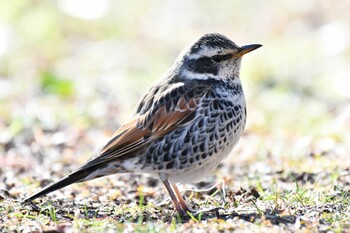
left=22, top=167, right=97, bottom=203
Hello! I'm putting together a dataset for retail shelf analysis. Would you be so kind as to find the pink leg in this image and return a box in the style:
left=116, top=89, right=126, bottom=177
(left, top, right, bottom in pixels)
left=172, top=184, right=192, bottom=213
left=161, top=179, right=188, bottom=216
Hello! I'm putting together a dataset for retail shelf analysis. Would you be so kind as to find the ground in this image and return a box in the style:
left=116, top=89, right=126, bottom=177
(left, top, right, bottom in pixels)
left=1, top=97, right=349, bottom=232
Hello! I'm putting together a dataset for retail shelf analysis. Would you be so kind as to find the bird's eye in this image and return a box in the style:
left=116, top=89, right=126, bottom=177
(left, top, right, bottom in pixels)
left=211, top=55, right=223, bottom=63
left=211, top=54, right=231, bottom=63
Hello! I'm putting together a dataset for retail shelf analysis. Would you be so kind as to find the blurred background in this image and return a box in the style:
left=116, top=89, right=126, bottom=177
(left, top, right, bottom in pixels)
left=0, top=0, right=349, bottom=184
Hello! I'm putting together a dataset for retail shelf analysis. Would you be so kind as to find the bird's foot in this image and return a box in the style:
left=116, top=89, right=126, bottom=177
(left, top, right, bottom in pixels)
left=174, top=202, right=194, bottom=218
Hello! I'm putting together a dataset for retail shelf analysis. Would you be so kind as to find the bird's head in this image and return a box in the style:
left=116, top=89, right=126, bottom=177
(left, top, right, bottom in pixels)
left=175, top=33, right=261, bottom=80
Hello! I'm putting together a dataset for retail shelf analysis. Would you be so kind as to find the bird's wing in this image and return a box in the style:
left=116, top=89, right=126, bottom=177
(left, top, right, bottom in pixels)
left=77, top=82, right=210, bottom=171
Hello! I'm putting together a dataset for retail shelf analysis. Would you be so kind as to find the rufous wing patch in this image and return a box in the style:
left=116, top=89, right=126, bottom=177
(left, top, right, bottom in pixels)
left=79, top=85, right=209, bottom=170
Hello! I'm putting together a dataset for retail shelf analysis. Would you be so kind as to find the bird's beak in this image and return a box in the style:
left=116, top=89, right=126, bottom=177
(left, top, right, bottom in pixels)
left=235, top=44, right=262, bottom=58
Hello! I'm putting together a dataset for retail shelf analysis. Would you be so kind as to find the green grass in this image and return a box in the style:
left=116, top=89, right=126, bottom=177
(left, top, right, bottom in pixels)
left=1, top=172, right=350, bottom=232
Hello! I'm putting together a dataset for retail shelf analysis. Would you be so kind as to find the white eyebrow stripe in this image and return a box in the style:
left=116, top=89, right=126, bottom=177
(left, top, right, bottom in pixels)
left=182, top=70, right=220, bottom=80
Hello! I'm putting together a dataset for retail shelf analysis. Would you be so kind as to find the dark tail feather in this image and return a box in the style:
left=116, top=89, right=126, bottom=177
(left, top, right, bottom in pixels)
left=22, top=168, right=94, bottom=203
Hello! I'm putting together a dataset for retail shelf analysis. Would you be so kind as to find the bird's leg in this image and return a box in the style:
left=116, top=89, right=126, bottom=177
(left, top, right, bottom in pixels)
left=160, top=178, right=188, bottom=217
left=172, top=184, right=193, bottom=213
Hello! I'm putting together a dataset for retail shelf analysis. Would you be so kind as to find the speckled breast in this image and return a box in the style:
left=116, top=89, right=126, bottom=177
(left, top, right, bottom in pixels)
left=133, top=80, right=246, bottom=182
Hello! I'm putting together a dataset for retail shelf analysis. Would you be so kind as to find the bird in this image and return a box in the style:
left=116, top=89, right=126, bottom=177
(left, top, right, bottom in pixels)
left=23, top=33, right=261, bottom=217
